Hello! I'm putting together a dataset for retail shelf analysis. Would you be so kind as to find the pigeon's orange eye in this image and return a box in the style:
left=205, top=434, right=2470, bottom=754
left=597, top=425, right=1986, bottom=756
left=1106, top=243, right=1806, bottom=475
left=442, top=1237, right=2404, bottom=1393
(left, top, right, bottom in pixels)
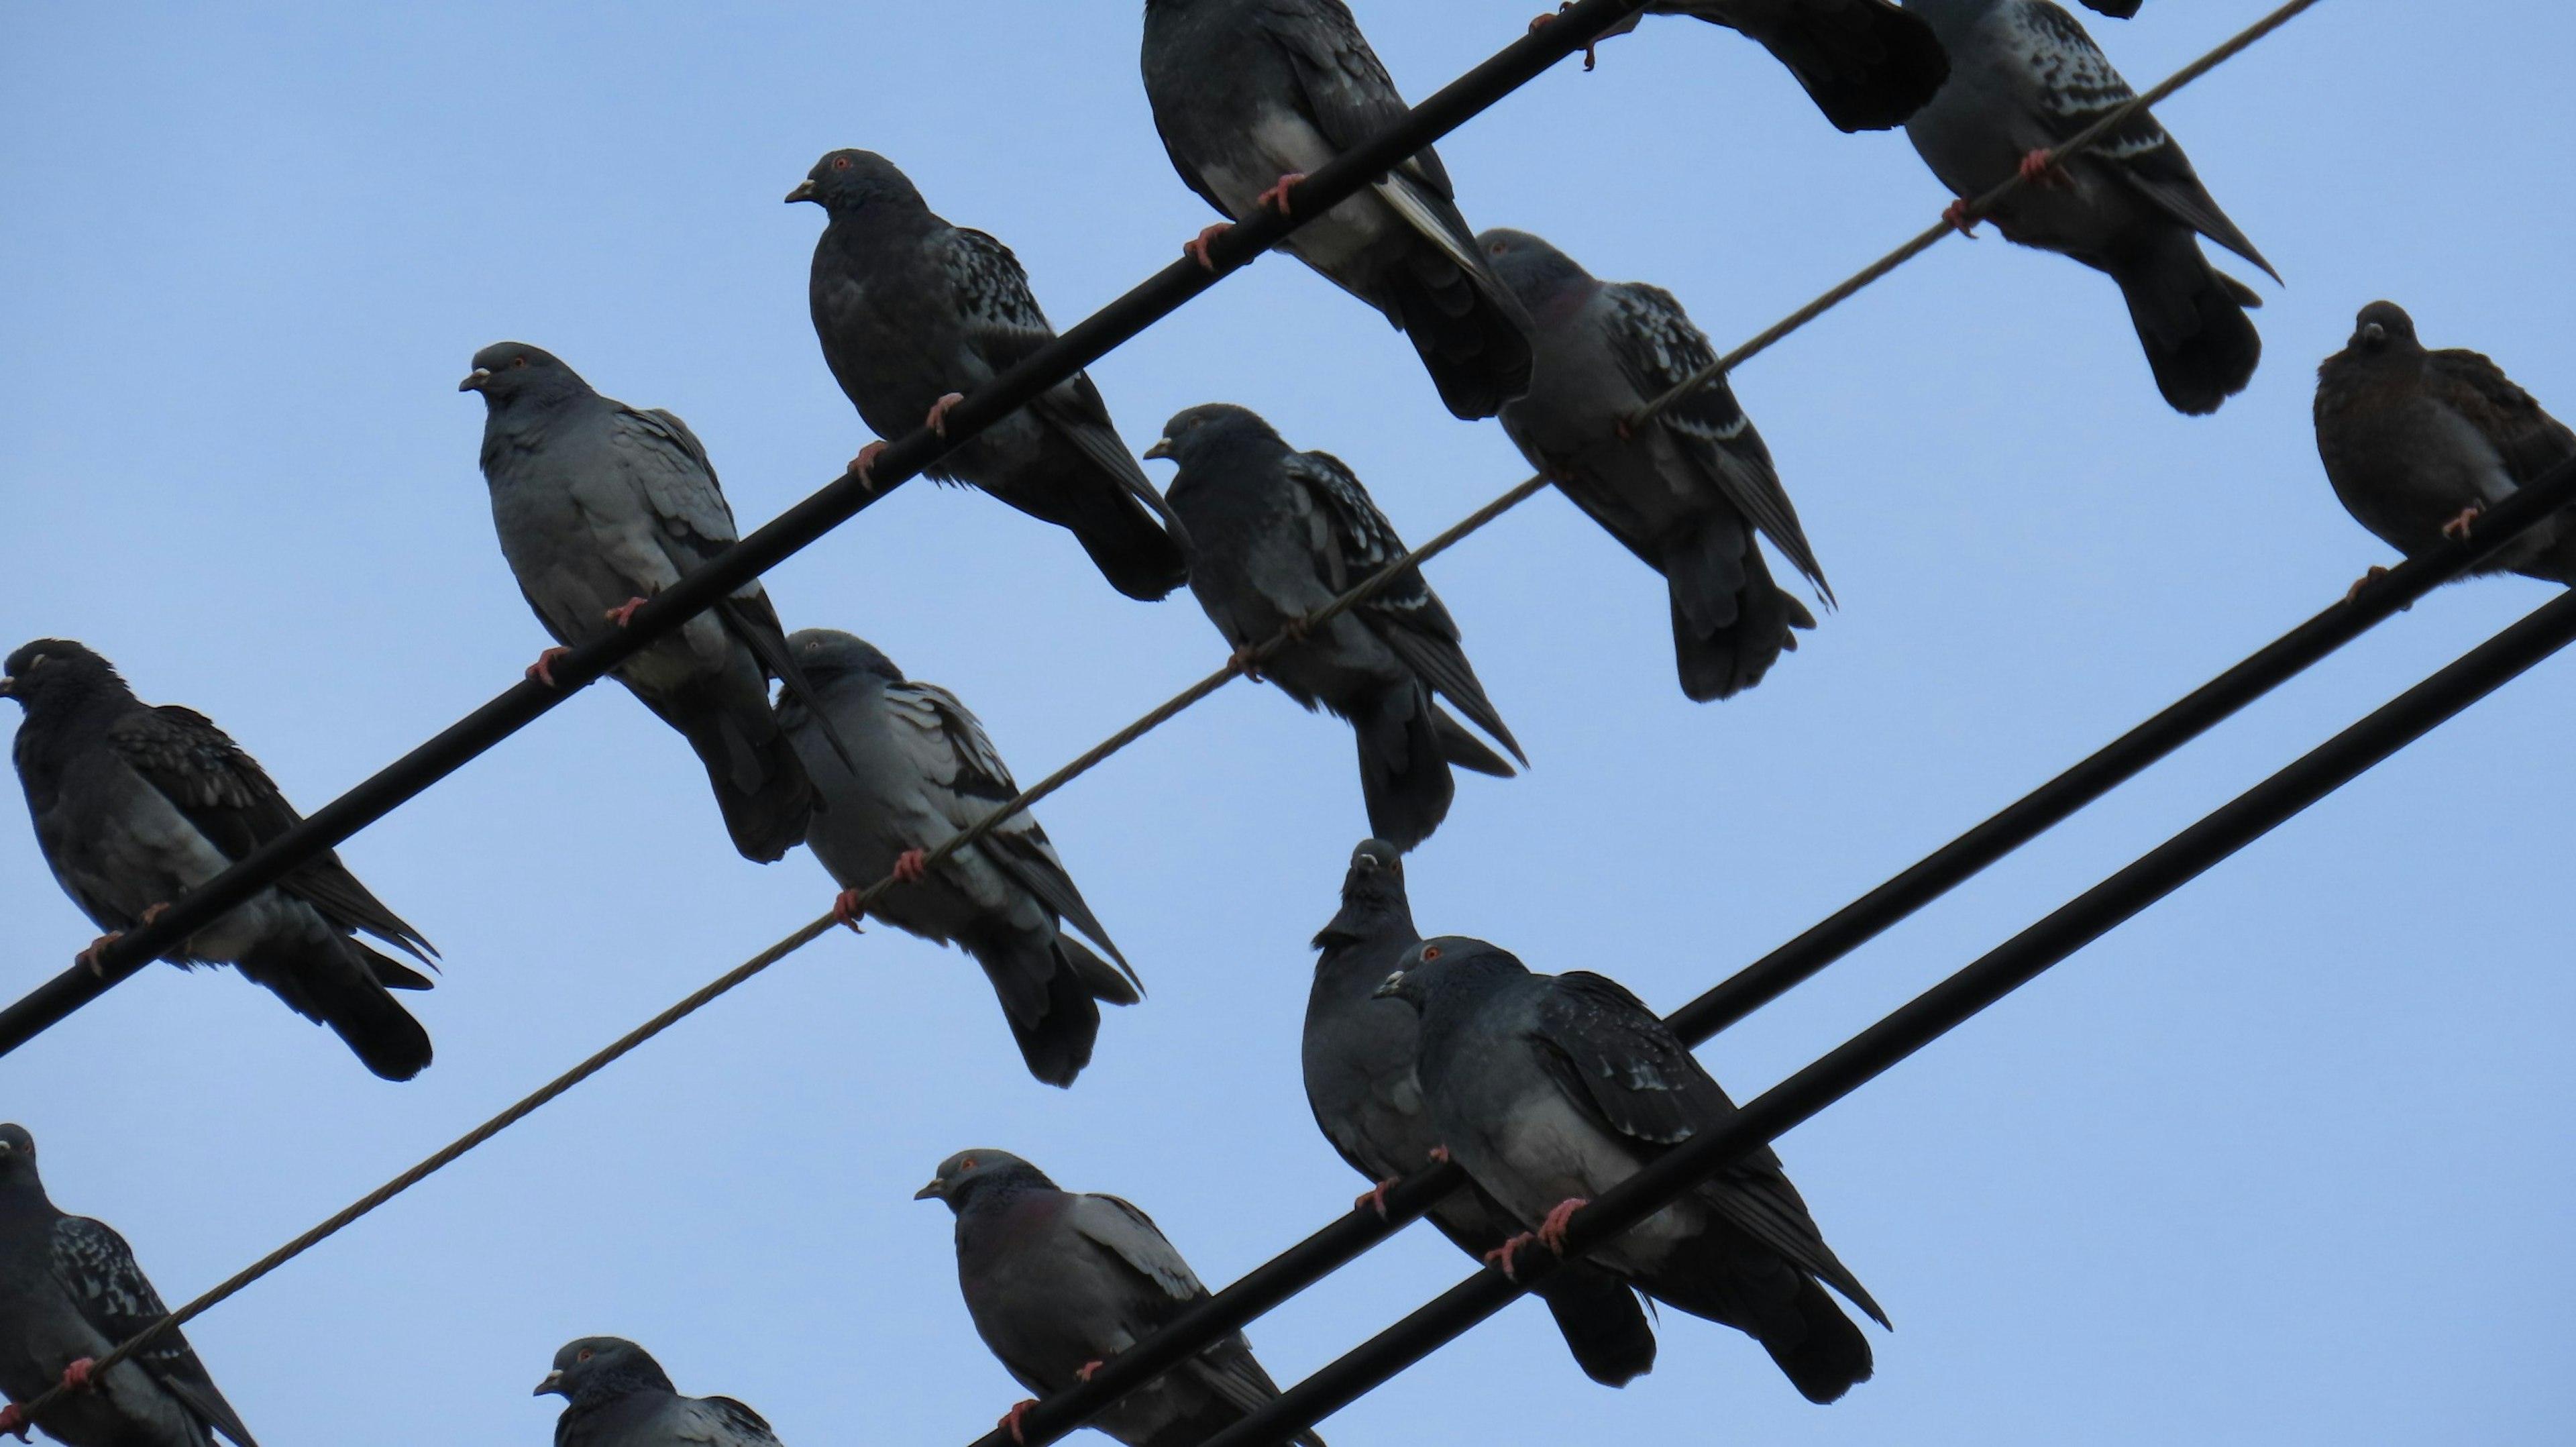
left=511, top=356, right=528, bottom=369
left=577, top=1349, right=592, bottom=1361
left=833, top=156, right=851, bottom=170
left=960, top=1157, right=978, bottom=1172
left=1421, top=946, right=1441, bottom=961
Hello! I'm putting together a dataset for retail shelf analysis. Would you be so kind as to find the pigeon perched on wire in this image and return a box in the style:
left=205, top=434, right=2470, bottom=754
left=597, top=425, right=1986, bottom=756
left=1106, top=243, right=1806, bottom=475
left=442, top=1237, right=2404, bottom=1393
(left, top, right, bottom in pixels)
left=1483, top=229, right=1827, bottom=701
left=0, top=1124, right=261, bottom=1447
left=917, top=1150, right=1324, bottom=1447
left=536, top=1337, right=786, bottom=1447
left=1148, top=404, right=1524, bottom=853
left=776, top=631, right=1142, bottom=1088
left=1376, top=937, right=1889, bottom=1405
left=2314, top=301, right=2576, bottom=595
left=1304, top=841, right=1658, bottom=1387
left=789, top=150, right=1189, bottom=602
left=1141, top=0, right=1535, bottom=420
left=3, top=641, right=438, bottom=1080
left=1901, top=0, right=2278, bottom=415
left=463, top=342, right=845, bottom=864
left=1544, top=1, right=1950, bottom=133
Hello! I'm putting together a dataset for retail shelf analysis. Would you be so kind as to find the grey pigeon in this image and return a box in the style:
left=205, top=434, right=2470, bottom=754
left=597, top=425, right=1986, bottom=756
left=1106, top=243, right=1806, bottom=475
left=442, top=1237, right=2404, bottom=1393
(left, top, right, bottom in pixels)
left=776, top=631, right=1141, bottom=1088
left=2314, top=301, right=2576, bottom=589
left=1304, top=841, right=1657, bottom=1387
left=789, top=150, right=1189, bottom=602
left=917, top=1150, right=1323, bottom=1447
left=536, top=1337, right=784, bottom=1447
left=2076, top=0, right=2139, bottom=15
left=1569, top=1, right=1949, bottom=132
left=1902, top=0, right=2277, bottom=414
left=1376, top=937, right=1889, bottom=1405
left=463, top=342, right=828, bottom=864
left=1146, top=404, right=1524, bottom=853
left=1483, top=229, right=1827, bottom=701
left=0, top=1125, right=260, bottom=1447
left=1140, top=0, right=1534, bottom=420
left=3, top=641, right=437, bottom=1080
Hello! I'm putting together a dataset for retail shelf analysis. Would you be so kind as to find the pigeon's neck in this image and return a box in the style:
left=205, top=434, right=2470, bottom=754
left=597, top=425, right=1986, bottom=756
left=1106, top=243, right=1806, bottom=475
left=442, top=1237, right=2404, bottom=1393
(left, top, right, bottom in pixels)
left=0, top=1175, right=56, bottom=1234
left=1166, top=432, right=1295, bottom=514
left=1312, top=886, right=1415, bottom=958
left=484, top=385, right=598, bottom=441
left=822, top=199, right=945, bottom=255
left=11, top=678, right=139, bottom=758
left=561, top=1371, right=675, bottom=1418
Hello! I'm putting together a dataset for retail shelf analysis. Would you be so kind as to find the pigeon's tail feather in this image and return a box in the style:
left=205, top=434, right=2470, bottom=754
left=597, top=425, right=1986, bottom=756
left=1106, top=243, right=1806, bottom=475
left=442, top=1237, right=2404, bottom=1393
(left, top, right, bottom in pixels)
left=645, top=680, right=815, bottom=863
left=1664, top=519, right=1814, bottom=702
left=1350, top=683, right=1454, bottom=853
left=1383, top=239, right=1534, bottom=421
left=2106, top=227, right=2262, bottom=416
left=973, top=930, right=1136, bottom=1088
left=352, top=939, right=436, bottom=992
left=236, top=936, right=433, bottom=1081
left=1757, top=1276, right=1876, bottom=1405
left=1061, top=482, right=1191, bottom=602
left=1057, top=933, right=1143, bottom=1008
left=1433, top=708, right=1517, bottom=778
left=1532, top=1264, right=1659, bottom=1387
left=1723, top=0, right=1951, bottom=131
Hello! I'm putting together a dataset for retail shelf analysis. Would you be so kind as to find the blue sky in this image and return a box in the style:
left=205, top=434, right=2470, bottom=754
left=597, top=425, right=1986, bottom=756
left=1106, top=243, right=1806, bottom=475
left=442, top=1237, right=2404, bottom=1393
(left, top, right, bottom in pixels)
left=3, top=2, right=2570, bottom=1444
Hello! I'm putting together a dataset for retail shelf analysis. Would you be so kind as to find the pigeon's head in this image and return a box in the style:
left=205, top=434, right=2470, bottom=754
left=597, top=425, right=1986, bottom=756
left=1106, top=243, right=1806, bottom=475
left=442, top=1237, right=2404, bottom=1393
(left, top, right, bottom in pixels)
left=788, top=149, right=926, bottom=215
left=1314, top=839, right=1413, bottom=949
left=1142, top=403, right=1281, bottom=470
left=1372, top=936, right=1527, bottom=1012
left=2346, top=301, right=2420, bottom=356
left=1, top=639, right=125, bottom=712
left=915, top=1148, right=1053, bottom=1214
left=458, top=342, right=592, bottom=412
left=1476, top=228, right=1591, bottom=309
left=535, top=1337, right=673, bottom=1402
left=0, top=1124, right=38, bottom=1185
left=786, top=629, right=904, bottom=687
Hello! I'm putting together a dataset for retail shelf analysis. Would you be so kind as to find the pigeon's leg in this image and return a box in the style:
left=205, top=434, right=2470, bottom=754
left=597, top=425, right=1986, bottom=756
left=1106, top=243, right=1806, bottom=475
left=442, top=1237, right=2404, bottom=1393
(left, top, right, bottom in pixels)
left=1279, top=616, right=1312, bottom=645
left=526, top=647, right=576, bottom=688
left=891, top=849, right=930, bottom=885
left=1941, top=199, right=1981, bottom=236
left=0, top=1402, right=26, bottom=1441
left=925, top=393, right=967, bottom=438
left=1184, top=223, right=1234, bottom=272
left=1535, top=1197, right=1590, bottom=1255
left=1256, top=173, right=1307, bottom=219
left=1075, top=1360, right=1106, bottom=1383
left=57, top=1360, right=94, bottom=1393
left=1427, top=1145, right=1452, bottom=1165
left=1000, top=1399, right=1038, bottom=1446
left=74, top=932, right=125, bottom=977
left=1228, top=643, right=1266, bottom=682
left=2343, top=565, right=2393, bottom=605
left=1354, top=1177, right=1401, bottom=1218
left=604, top=596, right=652, bottom=629
left=849, top=440, right=890, bottom=489
left=1483, top=1231, right=1539, bottom=1280
left=1529, top=5, right=1605, bottom=71
left=830, top=889, right=869, bottom=933
left=2440, top=503, right=2483, bottom=541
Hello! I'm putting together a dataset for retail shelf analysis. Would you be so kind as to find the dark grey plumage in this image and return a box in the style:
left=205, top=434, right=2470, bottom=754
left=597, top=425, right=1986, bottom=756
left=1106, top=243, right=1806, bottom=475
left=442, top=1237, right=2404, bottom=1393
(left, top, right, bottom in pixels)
left=1378, top=939, right=1888, bottom=1405
left=1902, top=0, right=2276, bottom=414
left=3, top=642, right=436, bottom=1080
left=1148, top=405, right=1523, bottom=853
left=0, top=1126, right=260, bottom=1447
left=2076, top=0, right=2139, bottom=15
left=1305, top=841, right=1657, bottom=1387
left=1141, top=0, right=1534, bottom=420
left=1584, top=1, right=1949, bottom=132
left=1483, top=229, right=1826, bottom=701
left=790, top=150, right=1188, bottom=602
left=536, top=1337, right=784, bottom=1447
left=463, top=342, right=820, bottom=863
left=775, top=631, right=1141, bottom=1088
left=2314, top=301, right=2576, bottom=586
left=918, top=1151, right=1323, bottom=1447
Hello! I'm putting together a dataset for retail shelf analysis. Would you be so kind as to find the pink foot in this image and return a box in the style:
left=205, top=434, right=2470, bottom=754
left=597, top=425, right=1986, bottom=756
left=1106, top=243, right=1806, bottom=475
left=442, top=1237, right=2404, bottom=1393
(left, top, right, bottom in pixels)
left=892, top=848, right=930, bottom=884
left=1483, top=1231, right=1538, bottom=1280
left=1256, top=172, right=1306, bottom=219
left=1529, top=5, right=1602, bottom=70
left=604, top=596, right=650, bottom=629
left=1228, top=643, right=1265, bottom=682
left=1942, top=199, right=1980, bottom=236
left=1000, top=1399, right=1038, bottom=1445
left=925, top=393, right=967, bottom=438
left=2343, top=564, right=2392, bottom=605
left=2440, top=503, right=2483, bottom=541
left=1427, top=1145, right=1452, bottom=1165
left=1536, top=1197, right=1590, bottom=1255
left=831, top=888, right=868, bottom=933
left=1184, top=223, right=1232, bottom=272
left=1354, top=1177, right=1400, bottom=1219
left=0, top=1403, right=26, bottom=1442
left=526, top=647, right=575, bottom=688
left=1075, top=1360, right=1106, bottom=1383
left=2016, top=148, right=2058, bottom=184
left=59, top=1359, right=95, bottom=1393
left=75, top=932, right=123, bottom=977
left=849, top=440, right=890, bottom=489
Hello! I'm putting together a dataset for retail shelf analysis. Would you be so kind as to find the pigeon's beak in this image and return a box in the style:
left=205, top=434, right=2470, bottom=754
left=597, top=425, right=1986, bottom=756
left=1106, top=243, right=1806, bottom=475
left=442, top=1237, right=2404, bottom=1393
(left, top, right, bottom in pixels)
left=1371, top=970, right=1407, bottom=1001
left=913, top=1177, right=949, bottom=1201
left=0, top=676, right=13, bottom=698
left=2359, top=322, right=2387, bottom=346
left=785, top=178, right=819, bottom=205
left=1142, top=437, right=1175, bottom=462
left=533, top=1371, right=565, bottom=1398
left=458, top=368, right=494, bottom=393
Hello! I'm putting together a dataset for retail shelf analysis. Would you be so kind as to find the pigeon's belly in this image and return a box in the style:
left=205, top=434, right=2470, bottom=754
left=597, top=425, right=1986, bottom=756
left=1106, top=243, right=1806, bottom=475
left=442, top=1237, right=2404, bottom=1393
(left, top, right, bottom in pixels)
left=1481, top=1084, right=1702, bottom=1267
left=2325, top=400, right=2525, bottom=557
left=76, top=765, right=309, bottom=963
left=1201, top=114, right=1392, bottom=281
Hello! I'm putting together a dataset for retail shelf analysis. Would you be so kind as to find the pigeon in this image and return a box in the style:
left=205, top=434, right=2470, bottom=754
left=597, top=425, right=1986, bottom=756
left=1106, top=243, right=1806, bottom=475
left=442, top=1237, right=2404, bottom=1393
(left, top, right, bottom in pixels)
left=3, top=641, right=437, bottom=1080
left=789, top=150, right=1189, bottom=602
left=1483, top=229, right=1827, bottom=701
left=1564, top=2, right=1950, bottom=133
left=917, top=1150, right=1324, bottom=1447
left=2314, top=301, right=2576, bottom=590
left=1900, top=0, right=2278, bottom=415
left=1140, top=0, right=1534, bottom=420
left=1304, top=841, right=1658, bottom=1387
left=2076, top=0, right=2139, bottom=15
left=0, top=1124, right=260, bottom=1447
left=1146, top=404, right=1524, bottom=852
left=464, top=341, right=832, bottom=864
left=776, top=631, right=1141, bottom=1088
left=1376, top=937, right=1889, bottom=1405
left=536, top=1337, right=784, bottom=1447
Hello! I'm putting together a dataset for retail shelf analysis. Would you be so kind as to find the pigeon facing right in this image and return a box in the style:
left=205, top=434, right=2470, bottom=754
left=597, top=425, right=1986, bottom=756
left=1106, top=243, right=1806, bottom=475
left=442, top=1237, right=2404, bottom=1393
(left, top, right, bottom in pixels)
left=2314, top=301, right=2576, bottom=588
left=1148, top=404, right=1524, bottom=853
left=0, top=1124, right=261, bottom=1447
left=1901, top=0, right=2277, bottom=414
left=776, top=631, right=1141, bottom=1088
left=918, top=1150, right=1324, bottom=1447
left=1483, top=229, right=1827, bottom=701
left=537, top=1337, right=785, bottom=1447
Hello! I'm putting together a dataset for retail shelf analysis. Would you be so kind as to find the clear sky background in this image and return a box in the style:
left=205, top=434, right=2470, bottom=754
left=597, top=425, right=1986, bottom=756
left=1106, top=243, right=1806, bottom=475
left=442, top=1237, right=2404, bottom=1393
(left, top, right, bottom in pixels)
left=4, top=2, right=2571, bottom=1444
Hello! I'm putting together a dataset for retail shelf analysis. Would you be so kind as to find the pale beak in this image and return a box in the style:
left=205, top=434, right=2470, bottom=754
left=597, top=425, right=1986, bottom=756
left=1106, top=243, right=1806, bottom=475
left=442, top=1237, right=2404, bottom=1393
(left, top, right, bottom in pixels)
left=1142, top=437, right=1175, bottom=462
left=1371, top=971, right=1407, bottom=1000
left=2359, top=322, right=2387, bottom=345
left=533, top=1371, right=564, bottom=1397
left=913, top=1178, right=947, bottom=1201
left=459, top=368, right=494, bottom=392
left=785, top=179, right=818, bottom=204
left=0, top=677, right=14, bottom=698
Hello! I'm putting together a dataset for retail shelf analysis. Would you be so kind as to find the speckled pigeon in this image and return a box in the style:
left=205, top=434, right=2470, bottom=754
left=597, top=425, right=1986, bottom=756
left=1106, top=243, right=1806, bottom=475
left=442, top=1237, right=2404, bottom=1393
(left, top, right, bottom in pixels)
left=1483, top=229, right=1827, bottom=701
left=1377, top=937, right=1889, bottom=1405
left=2314, top=301, right=2576, bottom=590
left=1902, top=0, right=2277, bottom=414
left=918, top=1150, right=1324, bottom=1447
left=1148, top=404, right=1523, bottom=853
left=1141, top=0, right=1534, bottom=420
left=776, top=631, right=1141, bottom=1088
left=536, top=1337, right=784, bottom=1447
left=1305, top=841, right=1657, bottom=1387
left=464, top=342, right=828, bottom=864
left=0, top=1125, right=260, bottom=1447
left=1566, top=1, right=1949, bottom=132
left=789, top=150, right=1188, bottom=602
left=3, top=641, right=437, bottom=1080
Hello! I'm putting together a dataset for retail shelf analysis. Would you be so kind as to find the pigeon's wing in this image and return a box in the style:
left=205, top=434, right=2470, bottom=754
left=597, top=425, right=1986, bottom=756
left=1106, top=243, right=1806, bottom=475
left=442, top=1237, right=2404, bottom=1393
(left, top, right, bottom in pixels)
left=1067, top=1193, right=1208, bottom=1302
left=104, top=706, right=436, bottom=963
left=944, top=229, right=1166, bottom=504
left=1253, top=0, right=1451, bottom=193
left=2428, top=349, right=2576, bottom=484
left=668, top=1395, right=786, bottom=1447
left=608, top=407, right=747, bottom=574
left=1603, top=282, right=1831, bottom=600
left=51, top=1216, right=262, bottom=1447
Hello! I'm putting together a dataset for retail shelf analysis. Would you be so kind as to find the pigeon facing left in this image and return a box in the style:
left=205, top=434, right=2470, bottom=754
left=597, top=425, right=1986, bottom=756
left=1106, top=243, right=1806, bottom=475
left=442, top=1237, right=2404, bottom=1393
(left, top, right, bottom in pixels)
left=1574, top=1, right=1951, bottom=132
left=918, top=1150, right=1324, bottom=1447
left=0, top=1124, right=261, bottom=1447
left=1377, top=938, right=1889, bottom=1405
left=537, top=1337, right=785, bottom=1447
left=1902, top=0, right=2277, bottom=415
left=1142, top=0, right=1534, bottom=420
left=3, top=641, right=439, bottom=1080
left=1149, top=404, right=1524, bottom=853
left=790, top=150, right=1189, bottom=602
